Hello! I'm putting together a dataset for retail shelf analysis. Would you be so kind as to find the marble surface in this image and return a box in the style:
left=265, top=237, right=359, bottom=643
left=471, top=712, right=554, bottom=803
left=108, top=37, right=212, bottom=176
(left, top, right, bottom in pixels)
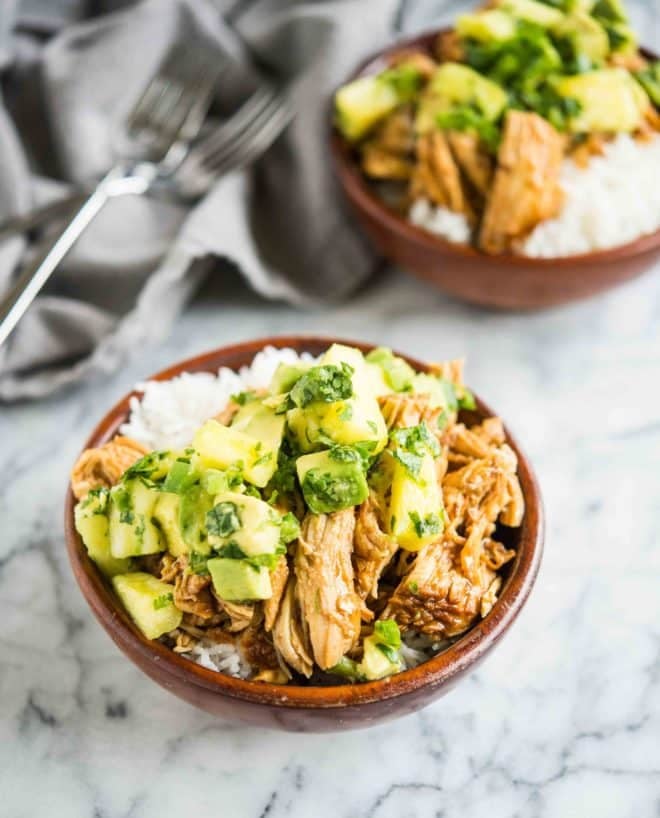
left=2, top=262, right=660, bottom=817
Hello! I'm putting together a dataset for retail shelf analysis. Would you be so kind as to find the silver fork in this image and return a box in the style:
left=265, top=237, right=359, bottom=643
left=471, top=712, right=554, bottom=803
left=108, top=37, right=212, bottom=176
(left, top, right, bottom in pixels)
left=0, top=84, right=292, bottom=239
left=0, top=41, right=221, bottom=348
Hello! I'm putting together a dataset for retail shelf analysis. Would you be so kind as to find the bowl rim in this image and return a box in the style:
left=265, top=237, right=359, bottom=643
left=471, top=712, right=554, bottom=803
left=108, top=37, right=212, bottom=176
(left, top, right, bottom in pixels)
left=64, top=335, right=544, bottom=710
left=329, top=28, right=660, bottom=268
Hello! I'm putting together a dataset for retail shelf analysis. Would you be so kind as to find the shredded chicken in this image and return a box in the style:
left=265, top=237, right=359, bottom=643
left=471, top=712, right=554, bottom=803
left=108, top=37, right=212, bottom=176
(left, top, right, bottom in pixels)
left=217, top=599, right=255, bottom=632
left=410, top=131, right=474, bottom=219
left=385, top=414, right=521, bottom=638
left=353, top=496, right=399, bottom=602
left=295, top=510, right=361, bottom=670
left=362, top=144, right=414, bottom=180
left=448, top=131, right=494, bottom=197
left=271, top=578, right=314, bottom=677
left=174, top=570, right=217, bottom=621
left=239, top=614, right=281, bottom=676
left=569, top=133, right=608, bottom=168
left=70, top=436, right=149, bottom=499
left=379, top=392, right=445, bottom=430
left=388, top=49, right=438, bottom=80
left=263, top=556, right=290, bottom=632
left=434, top=29, right=465, bottom=63
left=480, top=111, right=564, bottom=254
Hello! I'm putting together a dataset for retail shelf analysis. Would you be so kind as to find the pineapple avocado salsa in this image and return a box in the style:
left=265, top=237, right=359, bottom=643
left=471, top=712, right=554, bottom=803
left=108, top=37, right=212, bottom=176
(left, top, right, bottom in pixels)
left=71, top=344, right=524, bottom=684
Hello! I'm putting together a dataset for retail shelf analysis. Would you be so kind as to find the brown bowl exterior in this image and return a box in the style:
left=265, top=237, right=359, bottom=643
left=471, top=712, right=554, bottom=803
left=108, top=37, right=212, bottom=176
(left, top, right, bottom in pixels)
left=330, top=32, right=660, bottom=310
left=64, top=337, right=544, bottom=732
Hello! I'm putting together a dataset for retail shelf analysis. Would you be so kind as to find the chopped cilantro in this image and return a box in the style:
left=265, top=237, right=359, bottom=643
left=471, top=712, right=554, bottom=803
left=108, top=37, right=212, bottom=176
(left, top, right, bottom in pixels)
left=153, top=593, right=173, bottom=610
left=373, top=619, right=402, bottom=663
left=409, top=510, right=443, bottom=539
left=206, top=502, right=241, bottom=538
left=215, top=541, right=247, bottom=560
left=289, top=363, right=354, bottom=408
left=328, top=656, right=367, bottom=682
left=231, top=390, right=257, bottom=406
left=408, top=581, right=419, bottom=594
left=279, top=512, right=301, bottom=544
left=328, top=442, right=375, bottom=471
left=189, top=552, right=210, bottom=575
left=390, top=422, right=440, bottom=478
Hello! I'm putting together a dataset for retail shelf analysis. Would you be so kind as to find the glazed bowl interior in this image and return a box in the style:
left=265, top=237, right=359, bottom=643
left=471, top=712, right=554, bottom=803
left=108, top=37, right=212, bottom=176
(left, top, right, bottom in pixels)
left=329, top=31, right=660, bottom=309
left=65, top=337, right=544, bottom=719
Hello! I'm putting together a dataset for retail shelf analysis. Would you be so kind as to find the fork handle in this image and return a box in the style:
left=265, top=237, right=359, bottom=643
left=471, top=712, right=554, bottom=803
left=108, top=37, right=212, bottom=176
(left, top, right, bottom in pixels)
left=0, top=164, right=152, bottom=349
left=0, top=192, right=88, bottom=243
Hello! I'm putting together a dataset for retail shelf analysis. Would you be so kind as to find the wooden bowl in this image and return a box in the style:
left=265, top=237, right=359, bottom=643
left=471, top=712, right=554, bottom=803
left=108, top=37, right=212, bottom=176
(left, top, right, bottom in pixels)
left=330, top=31, right=660, bottom=310
left=64, top=337, right=544, bottom=732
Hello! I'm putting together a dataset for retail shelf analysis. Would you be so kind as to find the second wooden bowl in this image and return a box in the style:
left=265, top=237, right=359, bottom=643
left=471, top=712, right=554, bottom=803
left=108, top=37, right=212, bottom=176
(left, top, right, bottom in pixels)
left=330, top=31, right=660, bottom=310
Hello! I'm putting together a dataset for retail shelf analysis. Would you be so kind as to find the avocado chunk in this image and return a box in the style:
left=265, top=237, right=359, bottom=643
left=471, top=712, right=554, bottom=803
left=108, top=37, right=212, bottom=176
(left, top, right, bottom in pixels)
left=359, top=620, right=404, bottom=680
left=297, top=449, right=369, bottom=514
left=334, top=65, right=422, bottom=142
left=555, top=11, right=609, bottom=63
left=455, top=9, right=517, bottom=42
left=207, top=558, right=272, bottom=602
left=109, top=479, right=164, bottom=559
left=366, top=347, right=415, bottom=393
left=416, top=63, right=508, bottom=133
left=74, top=489, right=132, bottom=576
left=207, top=491, right=281, bottom=557
left=112, top=572, right=182, bottom=639
left=193, top=419, right=278, bottom=487
left=557, top=68, right=649, bottom=132
left=498, top=0, right=565, bottom=27
left=388, top=451, right=445, bottom=551
left=269, top=362, right=312, bottom=395
left=153, top=492, right=188, bottom=557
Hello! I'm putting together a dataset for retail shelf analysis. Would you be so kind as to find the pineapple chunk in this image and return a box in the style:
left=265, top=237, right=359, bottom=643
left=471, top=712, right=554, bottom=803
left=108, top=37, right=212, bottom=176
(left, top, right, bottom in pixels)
left=193, top=419, right=277, bottom=487
left=74, top=489, right=132, bottom=576
left=112, top=573, right=182, bottom=639
left=387, top=453, right=445, bottom=551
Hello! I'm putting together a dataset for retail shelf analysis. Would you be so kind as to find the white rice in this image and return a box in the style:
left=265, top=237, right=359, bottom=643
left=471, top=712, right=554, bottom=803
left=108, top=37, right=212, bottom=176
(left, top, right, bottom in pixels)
left=120, top=346, right=314, bottom=450
left=120, top=345, right=438, bottom=679
left=408, top=134, right=660, bottom=257
left=187, top=639, right=252, bottom=678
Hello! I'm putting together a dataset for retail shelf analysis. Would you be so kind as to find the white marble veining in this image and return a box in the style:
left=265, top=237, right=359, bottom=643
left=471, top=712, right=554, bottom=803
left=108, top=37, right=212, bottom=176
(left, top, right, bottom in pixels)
left=1, top=261, right=660, bottom=817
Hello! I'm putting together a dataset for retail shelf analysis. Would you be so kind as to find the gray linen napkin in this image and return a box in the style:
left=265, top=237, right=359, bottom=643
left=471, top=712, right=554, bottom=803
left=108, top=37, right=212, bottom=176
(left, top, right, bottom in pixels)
left=0, top=0, right=467, bottom=400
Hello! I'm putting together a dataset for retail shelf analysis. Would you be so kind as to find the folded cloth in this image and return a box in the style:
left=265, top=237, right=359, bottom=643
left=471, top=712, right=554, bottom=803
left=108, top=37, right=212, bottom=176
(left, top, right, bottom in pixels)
left=0, top=0, right=465, bottom=400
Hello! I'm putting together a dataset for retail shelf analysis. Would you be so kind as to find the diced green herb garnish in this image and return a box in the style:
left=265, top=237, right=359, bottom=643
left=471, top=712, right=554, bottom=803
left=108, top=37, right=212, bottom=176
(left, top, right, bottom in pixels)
left=113, top=485, right=134, bottom=524
left=436, top=105, right=501, bottom=153
left=189, top=551, right=210, bottom=575
left=390, top=422, right=441, bottom=478
left=215, top=541, right=248, bottom=560
left=408, top=581, right=419, bottom=594
left=231, top=390, right=257, bottom=406
left=289, top=363, right=354, bottom=408
left=409, top=510, right=443, bottom=539
left=279, top=512, right=301, bottom=544
left=457, top=388, right=477, bottom=411
left=153, top=593, right=174, bottom=610
left=206, top=502, right=242, bottom=538
left=328, top=656, right=367, bottom=682
left=373, top=619, right=402, bottom=663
